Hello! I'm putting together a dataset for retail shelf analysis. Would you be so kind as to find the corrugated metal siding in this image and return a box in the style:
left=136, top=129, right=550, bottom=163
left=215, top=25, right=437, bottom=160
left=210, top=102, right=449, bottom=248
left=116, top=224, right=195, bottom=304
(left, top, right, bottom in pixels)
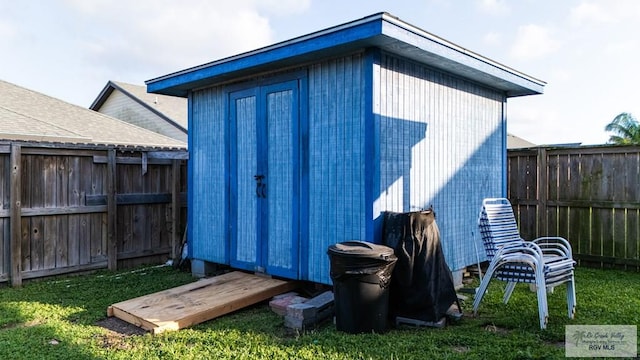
left=98, top=90, right=188, bottom=142
left=307, top=54, right=366, bottom=284
left=373, top=53, right=504, bottom=271
left=190, top=87, right=227, bottom=263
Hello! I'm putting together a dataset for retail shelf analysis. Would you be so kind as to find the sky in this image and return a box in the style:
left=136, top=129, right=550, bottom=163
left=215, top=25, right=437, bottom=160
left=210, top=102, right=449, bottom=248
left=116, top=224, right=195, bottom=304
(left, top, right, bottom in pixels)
left=1, top=0, right=638, bottom=146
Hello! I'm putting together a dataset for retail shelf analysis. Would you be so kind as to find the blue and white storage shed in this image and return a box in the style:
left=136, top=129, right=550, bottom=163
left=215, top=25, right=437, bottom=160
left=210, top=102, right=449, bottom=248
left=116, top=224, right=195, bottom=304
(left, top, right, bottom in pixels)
left=147, top=13, right=544, bottom=285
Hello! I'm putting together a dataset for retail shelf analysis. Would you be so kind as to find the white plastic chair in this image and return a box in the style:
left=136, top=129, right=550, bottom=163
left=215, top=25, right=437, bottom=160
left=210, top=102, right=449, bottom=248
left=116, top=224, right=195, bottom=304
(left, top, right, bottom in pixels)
left=473, top=198, right=576, bottom=329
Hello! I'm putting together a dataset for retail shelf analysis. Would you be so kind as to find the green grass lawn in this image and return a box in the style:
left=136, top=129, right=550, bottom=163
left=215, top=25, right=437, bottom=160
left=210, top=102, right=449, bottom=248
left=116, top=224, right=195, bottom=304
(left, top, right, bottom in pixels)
left=0, top=265, right=638, bottom=360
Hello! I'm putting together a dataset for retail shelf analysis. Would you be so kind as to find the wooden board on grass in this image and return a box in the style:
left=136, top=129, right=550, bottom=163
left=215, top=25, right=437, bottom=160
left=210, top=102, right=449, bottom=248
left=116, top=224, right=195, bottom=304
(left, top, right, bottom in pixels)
left=107, top=271, right=297, bottom=334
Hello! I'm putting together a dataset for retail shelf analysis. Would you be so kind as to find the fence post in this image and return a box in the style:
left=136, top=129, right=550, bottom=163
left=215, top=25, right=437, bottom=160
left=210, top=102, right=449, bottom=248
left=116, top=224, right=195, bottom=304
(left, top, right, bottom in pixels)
left=171, top=159, right=180, bottom=260
left=107, top=148, right=117, bottom=270
left=9, top=143, right=22, bottom=287
left=536, top=147, right=548, bottom=237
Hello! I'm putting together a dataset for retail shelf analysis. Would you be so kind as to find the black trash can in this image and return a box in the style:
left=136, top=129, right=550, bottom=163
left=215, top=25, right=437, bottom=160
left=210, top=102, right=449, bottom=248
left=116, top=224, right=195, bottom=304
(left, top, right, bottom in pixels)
left=327, top=240, right=397, bottom=334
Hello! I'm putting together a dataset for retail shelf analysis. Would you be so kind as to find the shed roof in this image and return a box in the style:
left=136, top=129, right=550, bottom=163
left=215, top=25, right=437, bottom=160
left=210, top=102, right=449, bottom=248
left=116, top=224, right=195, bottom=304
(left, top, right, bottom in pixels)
left=91, top=80, right=187, bottom=131
left=147, top=12, right=545, bottom=97
left=0, top=79, right=186, bottom=149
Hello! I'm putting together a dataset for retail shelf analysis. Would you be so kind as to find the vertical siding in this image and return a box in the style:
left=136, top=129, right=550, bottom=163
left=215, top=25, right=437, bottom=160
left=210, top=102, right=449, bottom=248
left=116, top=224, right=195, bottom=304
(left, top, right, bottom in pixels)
left=307, top=54, right=366, bottom=284
left=98, top=90, right=187, bottom=142
left=190, top=87, right=227, bottom=263
left=373, top=53, right=505, bottom=271
left=234, top=95, right=258, bottom=265
left=266, top=90, right=294, bottom=270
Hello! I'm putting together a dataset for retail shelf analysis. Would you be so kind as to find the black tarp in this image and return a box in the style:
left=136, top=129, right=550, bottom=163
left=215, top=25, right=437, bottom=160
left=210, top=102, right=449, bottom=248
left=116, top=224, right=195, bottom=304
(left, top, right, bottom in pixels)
left=383, top=209, right=460, bottom=323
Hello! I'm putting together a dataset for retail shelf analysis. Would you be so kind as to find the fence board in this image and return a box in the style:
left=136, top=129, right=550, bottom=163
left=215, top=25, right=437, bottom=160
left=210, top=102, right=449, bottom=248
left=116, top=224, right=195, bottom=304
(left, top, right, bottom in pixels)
left=43, top=216, right=56, bottom=269
left=508, top=145, right=640, bottom=270
left=567, top=153, right=581, bottom=200
left=630, top=209, right=640, bottom=266
left=1, top=219, right=5, bottom=276
left=2, top=154, right=8, bottom=278
left=56, top=216, right=68, bottom=268
left=0, top=142, right=187, bottom=284
left=547, top=153, right=559, bottom=202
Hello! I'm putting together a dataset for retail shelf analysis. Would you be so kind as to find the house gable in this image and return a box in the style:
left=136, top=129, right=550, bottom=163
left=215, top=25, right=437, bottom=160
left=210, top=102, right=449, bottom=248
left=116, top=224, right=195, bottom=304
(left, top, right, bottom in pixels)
left=91, top=81, right=187, bottom=142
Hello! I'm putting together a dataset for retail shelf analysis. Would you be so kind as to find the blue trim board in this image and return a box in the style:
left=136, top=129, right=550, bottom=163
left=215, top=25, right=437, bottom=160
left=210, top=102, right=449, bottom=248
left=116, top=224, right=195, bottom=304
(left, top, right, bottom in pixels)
left=298, top=73, right=310, bottom=281
left=257, top=85, right=268, bottom=274
left=501, top=98, right=507, bottom=197
left=261, top=80, right=301, bottom=279
left=187, top=91, right=194, bottom=259
left=147, top=20, right=381, bottom=96
left=364, top=48, right=379, bottom=243
left=223, top=88, right=231, bottom=264
left=228, top=87, right=258, bottom=271
left=147, top=13, right=544, bottom=98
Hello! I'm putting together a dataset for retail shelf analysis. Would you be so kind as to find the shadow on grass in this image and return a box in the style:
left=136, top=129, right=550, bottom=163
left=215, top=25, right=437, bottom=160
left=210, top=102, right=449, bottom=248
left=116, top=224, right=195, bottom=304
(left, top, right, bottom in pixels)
left=0, top=265, right=195, bottom=360
left=0, top=266, right=637, bottom=359
left=0, top=302, right=101, bottom=359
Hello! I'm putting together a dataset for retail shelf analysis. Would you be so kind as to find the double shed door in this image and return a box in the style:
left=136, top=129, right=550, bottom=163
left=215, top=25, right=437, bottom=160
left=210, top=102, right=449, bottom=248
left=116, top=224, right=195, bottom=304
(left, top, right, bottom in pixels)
left=229, top=80, right=300, bottom=279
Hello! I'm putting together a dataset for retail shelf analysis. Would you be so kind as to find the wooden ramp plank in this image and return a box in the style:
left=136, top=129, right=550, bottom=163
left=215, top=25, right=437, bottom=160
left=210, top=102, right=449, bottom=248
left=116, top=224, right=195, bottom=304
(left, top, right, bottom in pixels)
left=107, top=271, right=297, bottom=334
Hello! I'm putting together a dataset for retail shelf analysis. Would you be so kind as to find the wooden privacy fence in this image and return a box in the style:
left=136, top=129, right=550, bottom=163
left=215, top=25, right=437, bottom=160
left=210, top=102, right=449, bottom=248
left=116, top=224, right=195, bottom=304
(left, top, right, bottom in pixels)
left=0, top=142, right=188, bottom=286
left=508, top=145, right=640, bottom=271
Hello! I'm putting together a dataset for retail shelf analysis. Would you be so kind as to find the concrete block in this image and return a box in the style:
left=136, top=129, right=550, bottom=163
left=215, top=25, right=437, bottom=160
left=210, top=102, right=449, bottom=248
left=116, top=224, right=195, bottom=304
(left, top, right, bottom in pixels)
left=190, top=260, right=217, bottom=278
left=305, top=291, right=334, bottom=310
left=270, top=294, right=307, bottom=316
left=286, top=303, right=317, bottom=319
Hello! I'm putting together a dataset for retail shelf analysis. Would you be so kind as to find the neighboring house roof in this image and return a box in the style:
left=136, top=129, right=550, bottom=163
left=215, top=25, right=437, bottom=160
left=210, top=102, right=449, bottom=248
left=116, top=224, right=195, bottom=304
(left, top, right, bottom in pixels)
left=0, top=79, right=185, bottom=149
left=147, top=12, right=545, bottom=97
left=90, top=81, right=187, bottom=142
left=507, top=133, right=536, bottom=149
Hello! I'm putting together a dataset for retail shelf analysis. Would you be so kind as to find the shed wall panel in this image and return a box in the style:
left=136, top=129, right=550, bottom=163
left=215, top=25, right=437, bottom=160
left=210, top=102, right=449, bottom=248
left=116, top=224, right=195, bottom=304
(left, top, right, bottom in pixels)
left=307, top=54, right=366, bottom=284
left=190, top=88, right=227, bottom=264
left=373, top=53, right=505, bottom=271
left=233, top=95, right=258, bottom=264
left=265, top=87, right=296, bottom=274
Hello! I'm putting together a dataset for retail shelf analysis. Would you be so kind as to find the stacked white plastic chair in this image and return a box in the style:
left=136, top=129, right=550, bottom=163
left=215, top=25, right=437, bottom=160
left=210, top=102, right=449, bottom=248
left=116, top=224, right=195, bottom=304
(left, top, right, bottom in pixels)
left=473, top=198, right=576, bottom=329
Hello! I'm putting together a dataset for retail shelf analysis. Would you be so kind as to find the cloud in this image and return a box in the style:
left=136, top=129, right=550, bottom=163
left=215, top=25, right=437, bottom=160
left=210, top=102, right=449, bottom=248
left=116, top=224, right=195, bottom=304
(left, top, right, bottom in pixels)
left=476, top=0, right=510, bottom=16
left=482, top=31, right=502, bottom=46
left=569, top=2, right=613, bottom=25
left=255, top=0, right=311, bottom=15
left=61, top=0, right=309, bottom=77
left=603, top=39, right=639, bottom=55
left=570, top=0, right=640, bottom=26
left=509, top=24, right=560, bottom=60
left=0, top=19, right=16, bottom=39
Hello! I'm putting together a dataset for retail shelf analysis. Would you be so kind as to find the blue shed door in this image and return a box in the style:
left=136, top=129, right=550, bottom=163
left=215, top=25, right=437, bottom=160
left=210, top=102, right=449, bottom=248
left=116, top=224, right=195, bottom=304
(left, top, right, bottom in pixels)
left=229, top=80, right=300, bottom=279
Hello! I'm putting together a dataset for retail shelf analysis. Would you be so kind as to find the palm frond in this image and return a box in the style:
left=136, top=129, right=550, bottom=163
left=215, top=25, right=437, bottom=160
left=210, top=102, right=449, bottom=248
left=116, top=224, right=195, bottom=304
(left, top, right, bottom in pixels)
left=605, top=112, right=640, bottom=145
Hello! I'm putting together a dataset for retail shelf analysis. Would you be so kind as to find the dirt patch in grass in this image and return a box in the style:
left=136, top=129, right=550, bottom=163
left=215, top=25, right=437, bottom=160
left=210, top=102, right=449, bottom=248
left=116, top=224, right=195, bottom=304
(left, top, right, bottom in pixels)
left=95, top=317, right=147, bottom=350
left=96, top=317, right=147, bottom=336
left=483, top=324, right=510, bottom=334
left=548, top=341, right=565, bottom=349
left=452, top=345, right=470, bottom=353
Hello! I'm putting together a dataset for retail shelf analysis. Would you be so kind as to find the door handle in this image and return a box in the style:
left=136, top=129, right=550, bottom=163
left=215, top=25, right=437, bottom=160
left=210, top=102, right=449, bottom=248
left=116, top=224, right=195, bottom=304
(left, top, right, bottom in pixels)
left=254, top=175, right=265, bottom=198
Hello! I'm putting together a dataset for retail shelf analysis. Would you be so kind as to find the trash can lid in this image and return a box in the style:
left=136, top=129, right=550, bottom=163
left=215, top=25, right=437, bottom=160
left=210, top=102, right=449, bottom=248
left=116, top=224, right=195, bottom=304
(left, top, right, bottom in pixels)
left=327, top=240, right=395, bottom=259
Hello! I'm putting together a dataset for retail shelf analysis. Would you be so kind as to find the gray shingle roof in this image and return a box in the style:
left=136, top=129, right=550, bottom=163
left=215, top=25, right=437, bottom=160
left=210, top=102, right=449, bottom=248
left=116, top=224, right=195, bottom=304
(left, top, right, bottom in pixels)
left=507, top=133, right=536, bottom=149
left=0, top=79, right=186, bottom=149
